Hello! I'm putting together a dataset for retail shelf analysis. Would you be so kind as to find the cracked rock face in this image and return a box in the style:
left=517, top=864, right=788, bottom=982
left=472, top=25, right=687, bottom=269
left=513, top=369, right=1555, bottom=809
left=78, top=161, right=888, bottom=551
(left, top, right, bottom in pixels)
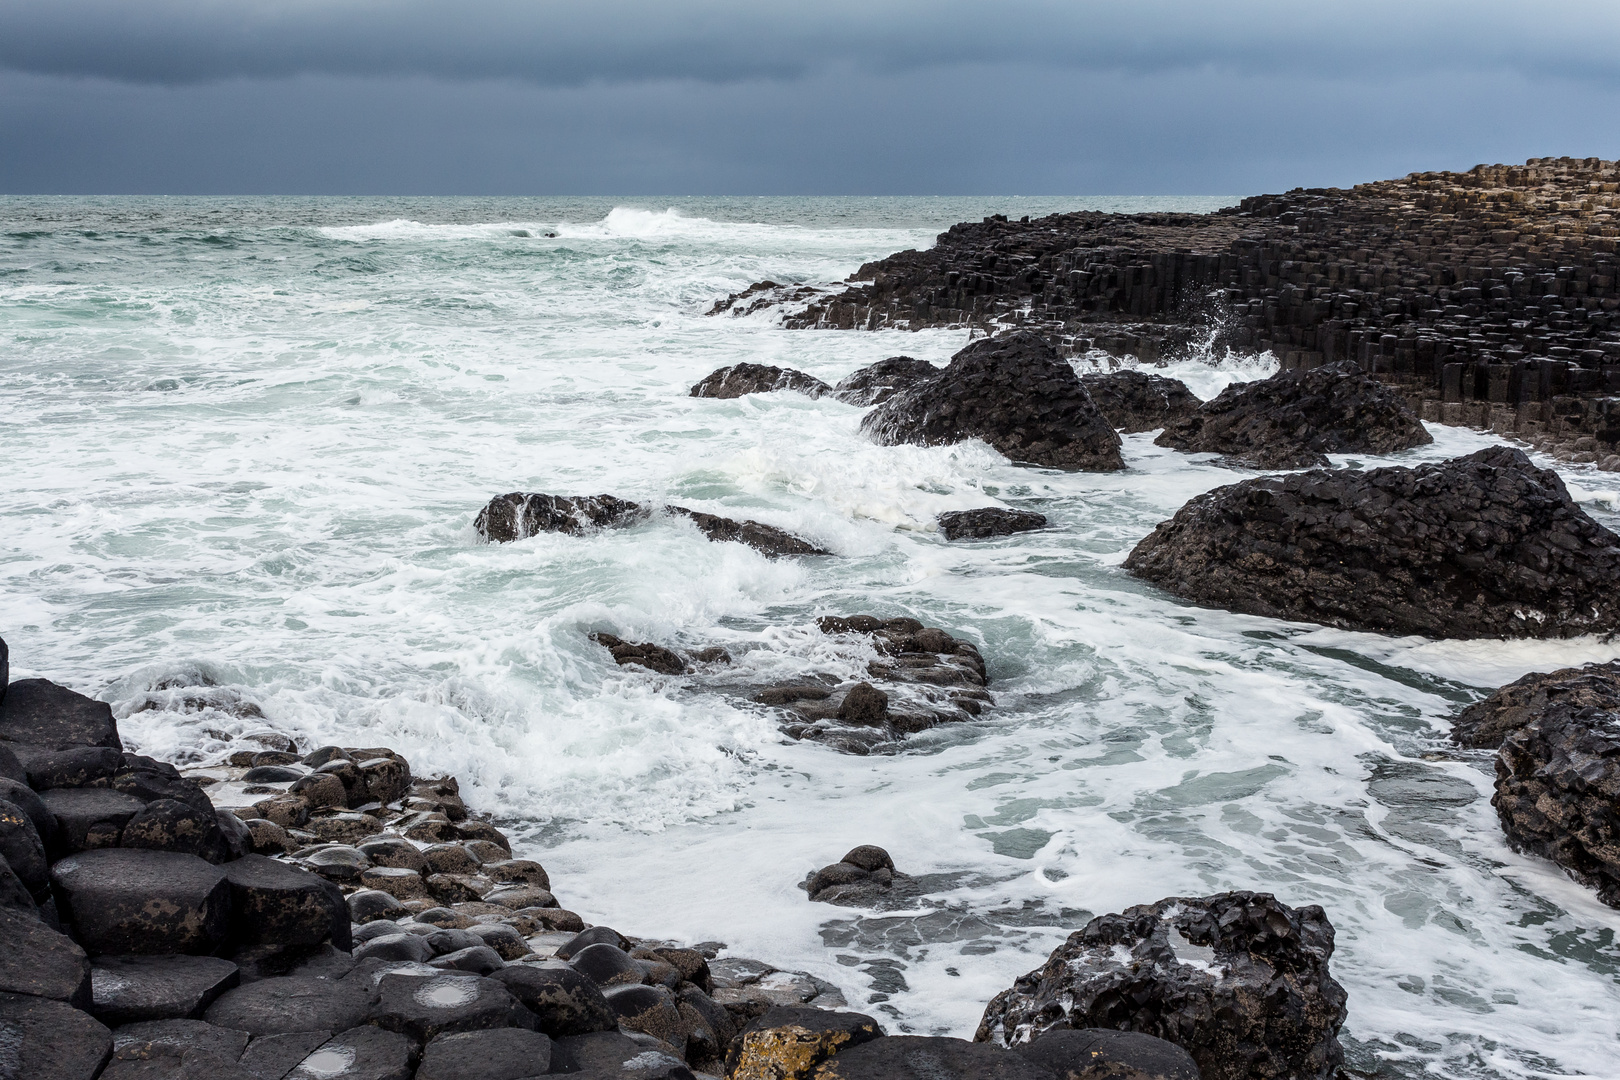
left=1453, top=661, right=1620, bottom=749
left=1494, top=702, right=1620, bottom=907
left=1154, top=360, right=1432, bottom=468
left=1081, top=370, right=1201, bottom=434
left=975, top=891, right=1348, bottom=1080
left=860, top=332, right=1123, bottom=471
left=1124, top=446, right=1620, bottom=639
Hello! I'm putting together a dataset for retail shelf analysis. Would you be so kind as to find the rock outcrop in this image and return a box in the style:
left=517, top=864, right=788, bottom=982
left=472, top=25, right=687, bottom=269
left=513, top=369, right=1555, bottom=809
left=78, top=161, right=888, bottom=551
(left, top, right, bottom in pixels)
left=832, top=357, right=940, bottom=407
left=1154, top=361, right=1432, bottom=468
left=475, top=494, right=829, bottom=558
left=801, top=846, right=914, bottom=908
left=1081, top=371, right=1201, bottom=433
left=689, top=363, right=831, bottom=399
left=937, top=508, right=1047, bottom=541
left=1452, top=661, right=1620, bottom=749
left=861, top=333, right=1123, bottom=471
left=976, top=892, right=1347, bottom=1080
left=1124, top=446, right=1620, bottom=639
left=1494, top=701, right=1620, bottom=907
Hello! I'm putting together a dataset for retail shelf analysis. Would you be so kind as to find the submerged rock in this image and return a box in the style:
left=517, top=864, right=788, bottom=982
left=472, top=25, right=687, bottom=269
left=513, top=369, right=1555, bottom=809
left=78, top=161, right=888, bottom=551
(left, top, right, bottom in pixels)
left=474, top=493, right=648, bottom=543
left=1123, top=447, right=1620, bottom=639
left=832, top=356, right=941, bottom=407
left=937, top=508, right=1047, bottom=541
left=1453, top=662, right=1620, bottom=749
left=1081, top=370, right=1201, bottom=433
left=1154, top=360, right=1431, bottom=468
left=666, top=506, right=831, bottom=557
left=975, top=891, right=1347, bottom=1080
left=1494, top=701, right=1620, bottom=907
left=591, top=633, right=688, bottom=676
left=689, top=362, right=831, bottom=399
left=861, top=332, right=1123, bottom=471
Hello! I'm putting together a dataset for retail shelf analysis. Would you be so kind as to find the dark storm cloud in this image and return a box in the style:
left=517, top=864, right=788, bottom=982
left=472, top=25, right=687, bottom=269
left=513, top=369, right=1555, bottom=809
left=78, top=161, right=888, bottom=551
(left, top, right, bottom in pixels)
left=2, top=0, right=1618, bottom=87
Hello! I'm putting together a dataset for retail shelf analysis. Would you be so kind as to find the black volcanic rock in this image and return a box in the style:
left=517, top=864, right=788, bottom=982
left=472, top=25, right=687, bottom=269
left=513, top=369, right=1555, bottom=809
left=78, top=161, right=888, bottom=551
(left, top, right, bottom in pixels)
left=0, top=634, right=7, bottom=706
left=1494, top=701, right=1620, bottom=907
left=666, top=507, right=831, bottom=557
left=811, top=1036, right=1054, bottom=1079
left=802, top=845, right=917, bottom=908
left=861, top=332, right=1123, bottom=471
left=474, top=493, right=648, bottom=543
left=222, top=854, right=352, bottom=952
left=1453, top=662, right=1620, bottom=749
left=975, top=891, right=1347, bottom=1080
left=1081, top=370, right=1201, bottom=433
left=0, top=678, right=122, bottom=754
left=689, top=362, right=830, bottom=399
left=51, top=849, right=232, bottom=956
left=0, top=904, right=92, bottom=1006
left=88, top=954, right=241, bottom=1026
left=1015, top=1028, right=1201, bottom=1080
left=1123, top=447, right=1620, bottom=639
left=1154, top=361, right=1431, bottom=468
left=833, top=356, right=940, bottom=406
left=0, top=991, right=114, bottom=1080
left=937, top=508, right=1047, bottom=541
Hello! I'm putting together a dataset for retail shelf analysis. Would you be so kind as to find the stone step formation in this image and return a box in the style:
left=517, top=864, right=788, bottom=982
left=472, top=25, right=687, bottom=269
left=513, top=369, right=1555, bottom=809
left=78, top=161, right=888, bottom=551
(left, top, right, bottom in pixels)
left=715, top=157, right=1620, bottom=461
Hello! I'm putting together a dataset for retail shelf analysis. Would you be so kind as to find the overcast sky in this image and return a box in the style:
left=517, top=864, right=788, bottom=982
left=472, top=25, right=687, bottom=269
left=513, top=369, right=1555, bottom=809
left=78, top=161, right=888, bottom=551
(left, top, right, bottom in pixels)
left=3, top=0, right=1618, bottom=195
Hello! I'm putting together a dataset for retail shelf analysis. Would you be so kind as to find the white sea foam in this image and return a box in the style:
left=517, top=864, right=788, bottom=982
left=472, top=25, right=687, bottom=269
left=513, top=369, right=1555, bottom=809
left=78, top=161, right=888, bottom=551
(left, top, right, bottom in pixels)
left=3, top=196, right=1619, bottom=1079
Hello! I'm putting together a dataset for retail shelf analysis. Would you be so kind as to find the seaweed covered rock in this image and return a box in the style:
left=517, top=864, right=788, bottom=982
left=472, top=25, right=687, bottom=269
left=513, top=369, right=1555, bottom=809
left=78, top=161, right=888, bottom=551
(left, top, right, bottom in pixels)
left=474, top=493, right=648, bottom=543
left=1154, top=361, right=1431, bottom=468
left=1494, top=702, right=1620, bottom=907
left=832, top=357, right=940, bottom=407
left=1123, top=447, right=1620, bottom=639
left=975, top=892, right=1346, bottom=1080
left=726, top=1006, right=885, bottom=1079
left=1453, top=661, right=1620, bottom=749
left=1081, top=371, right=1201, bottom=433
left=689, top=362, right=831, bottom=399
left=937, top=508, right=1047, bottom=541
left=861, top=332, right=1123, bottom=471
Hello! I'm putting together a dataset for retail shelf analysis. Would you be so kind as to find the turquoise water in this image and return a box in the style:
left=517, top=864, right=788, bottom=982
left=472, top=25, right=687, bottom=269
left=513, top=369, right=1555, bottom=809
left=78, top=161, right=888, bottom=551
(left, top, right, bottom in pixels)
left=2, top=196, right=1618, bottom=1078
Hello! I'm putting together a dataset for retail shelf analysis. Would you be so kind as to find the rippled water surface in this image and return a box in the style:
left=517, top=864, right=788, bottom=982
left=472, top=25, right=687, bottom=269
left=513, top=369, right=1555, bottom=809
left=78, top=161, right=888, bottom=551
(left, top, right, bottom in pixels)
left=3, top=195, right=1619, bottom=1078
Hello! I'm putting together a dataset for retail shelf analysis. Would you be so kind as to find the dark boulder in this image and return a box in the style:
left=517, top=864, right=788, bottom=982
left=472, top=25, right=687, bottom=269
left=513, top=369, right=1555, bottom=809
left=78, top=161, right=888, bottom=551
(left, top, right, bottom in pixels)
left=0, top=798, right=49, bottom=901
left=1154, top=361, right=1431, bottom=468
left=601, top=983, right=685, bottom=1046
left=38, top=787, right=147, bottom=854
left=236, top=1031, right=332, bottom=1079
left=725, top=1006, right=884, bottom=1080
left=803, top=846, right=913, bottom=907
left=1015, top=1028, right=1201, bottom=1080
left=0, top=991, right=114, bottom=1080
left=590, top=633, right=686, bottom=676
left=975, top=892, right=1347, bottom=1080
left=938, top=508, right=1047, bottom=541
left=569, top=942, right=645, bottom=988
left=812, top=1036, right=1054, bottom=1079
left=0, top=904, right=92, bottom=1006
left=1123, top=447, right=1620, bottom=639
left=1494, top=702, right=1620, bottom=907
left=548, top=1030, right=695, bottom=1079
left=120, top=799, right=226, bottom=861
left=429, top=945, right=505, bottom=976
left=0, top=777, right=57, bottom=851
left=475, top=494, right=648, bottom=543
left=284, top=1026, right=415, bottom=1080
left=109, top=1019, right=251, bottom=1064
left=24, top=745, right=124, bottom=790
left=0, top=678, right=122, bottom=754
left=51, top=849, right=231, bottom=956
left=89, top=955, right=240, bottom=1026
left=348, top=888, right=406, bottom=925
left=553, top=926, right=630, bottom=961
left=488, top=963, right=617, bottom=1038
left=1081, top=370, right=1201, bottom=433
left=666, top=507, right=831, bottom=557
left=354, top=932, right=436, bottom=965
left=203, top=975, right=373, bottom=1036
left=416, top=1027, right=554, bottom=1080
left=358, top=837, right=428, bottom=873
left=689, top=362, right=830, bottom=399
left=833, top=356, right=940, bottom=407
left=223, top=854, right=352, bottom=951
left=1453, top=661, right=1620, bottom=749
left=369, top=970, right=536, bottom=1042
left=860, top=332, right=1123, bottom=471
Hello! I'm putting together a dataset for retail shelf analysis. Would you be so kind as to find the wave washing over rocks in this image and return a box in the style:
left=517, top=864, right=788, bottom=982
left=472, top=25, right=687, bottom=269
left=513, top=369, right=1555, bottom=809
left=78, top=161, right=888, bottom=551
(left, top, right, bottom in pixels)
left=5, top=183, right=1620, bottom=1080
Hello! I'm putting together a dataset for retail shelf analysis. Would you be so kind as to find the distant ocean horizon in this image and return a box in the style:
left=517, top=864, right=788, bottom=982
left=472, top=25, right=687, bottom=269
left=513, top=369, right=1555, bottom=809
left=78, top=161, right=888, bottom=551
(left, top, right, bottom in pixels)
left=4, top=194, right=1617, bottom=1079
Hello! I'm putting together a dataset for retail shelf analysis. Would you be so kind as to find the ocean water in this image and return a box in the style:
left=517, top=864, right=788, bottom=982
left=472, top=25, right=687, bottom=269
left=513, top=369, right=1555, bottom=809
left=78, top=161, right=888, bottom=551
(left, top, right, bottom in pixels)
left=3, top=195, right=1620, bottom=1078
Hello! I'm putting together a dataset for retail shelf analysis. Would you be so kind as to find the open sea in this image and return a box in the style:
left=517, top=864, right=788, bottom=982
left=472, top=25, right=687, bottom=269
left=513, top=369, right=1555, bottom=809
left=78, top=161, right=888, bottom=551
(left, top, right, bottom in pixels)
left=3, top=195, right=1619, bottom=1079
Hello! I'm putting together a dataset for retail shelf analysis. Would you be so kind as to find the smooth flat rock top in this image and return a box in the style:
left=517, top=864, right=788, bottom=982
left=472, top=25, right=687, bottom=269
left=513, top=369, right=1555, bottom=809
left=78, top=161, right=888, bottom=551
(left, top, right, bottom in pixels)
left=0, top=678, right=121, bottom=753
left=110, top=1018, right=251, bottom=1063
left=810, top=1036, right=1056, bottom=1079
left=549, top=1030, right=695, bottom=1079
left=91, top=954, right=241, bottom=1026
left=416, top=1028, right=554, bottom=1080
left=204, top=976, right=374, bottom=1037
left=38, top=786, right=149, bottom=852
left=236, top=1030, right=331, bottom=1079
left=285, top=1025, right=415, bottom=1080
left=50, top=848, right=231, bottom=957
left=371, top=970, right=535, bottom=1041
left=0, top=903, right=92, bottom=1006
left=0, top=990, right=115, bottom=1080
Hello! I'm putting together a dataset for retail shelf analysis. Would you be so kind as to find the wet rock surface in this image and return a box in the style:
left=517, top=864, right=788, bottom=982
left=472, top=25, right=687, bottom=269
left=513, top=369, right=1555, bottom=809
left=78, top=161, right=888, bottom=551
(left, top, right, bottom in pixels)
left=0, top=903, right=92, bottom=1005
left=937, top=508, right=1047, bottom=541
left=1153, top=361, right=1432, bottom=468
left=89, top=954, right=240, bottom=1026
left=1494, top=701, right=1620, bottom=907
left=1014, top=1029, right=1201, bottom=1080
left=1123, top=446, right=1620, bottom=639
left=831, top=357, right=940, bottom=407
left=802, top=846, right=916, bottom=908
left=475, top=494, right=828, bottom=558
left=1080, top=371, right=1201, bottom=434
left=51, top=849, right=232, bottom=956
left=813, top=1035, right=1055, bottom=1079
left=0, top=990, right=114, bottom=1080
left=861, top=332, right=1123, bottom=471
left=1452, top=661, right=1620, bottom=749
left=975, top=892, right=1346, bottom=1080
left=689, top=362, right=831, bottom=399
left=0, top=679, right=122, bottom=754
left=666, top=507, right=831, bottom=557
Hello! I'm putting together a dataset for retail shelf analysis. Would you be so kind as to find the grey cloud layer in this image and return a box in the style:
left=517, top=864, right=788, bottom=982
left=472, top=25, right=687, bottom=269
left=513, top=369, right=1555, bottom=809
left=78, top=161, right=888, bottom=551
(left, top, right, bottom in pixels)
left=4, top=0, right=1619, bottom=87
